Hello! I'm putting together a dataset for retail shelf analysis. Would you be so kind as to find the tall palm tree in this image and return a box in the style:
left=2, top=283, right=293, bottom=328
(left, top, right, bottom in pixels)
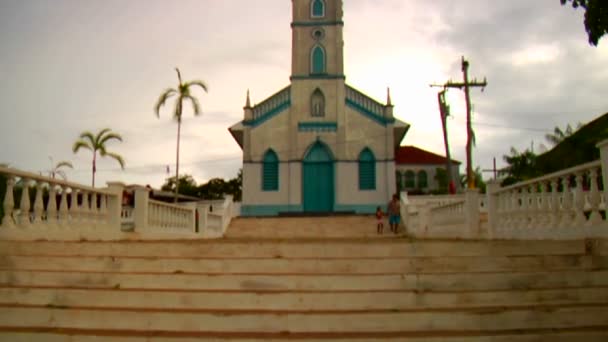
left=155, top=67, right=208, bottom=202
left=48, top=159, right=73, bottom=180
left=72, top=128, right=125, bottom=187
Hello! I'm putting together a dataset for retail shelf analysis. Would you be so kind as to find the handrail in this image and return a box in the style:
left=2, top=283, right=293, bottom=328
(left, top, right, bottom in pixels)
left=0, top=165, right=113, bottom=194
left=496, top=160, right=601, bottom=193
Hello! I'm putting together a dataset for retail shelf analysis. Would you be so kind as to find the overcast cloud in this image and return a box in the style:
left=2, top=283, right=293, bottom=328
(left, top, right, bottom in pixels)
left=0, top=0, right=606, bottom=187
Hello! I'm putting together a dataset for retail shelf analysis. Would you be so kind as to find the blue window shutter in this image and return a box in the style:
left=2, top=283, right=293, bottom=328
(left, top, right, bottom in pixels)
left=311, top=46, right=325, bottom=74
left=262, top=150, right=279, bottom=191
left=312, top=0, right=324, bottom=17
left=358, top=148, right=375, bottom=190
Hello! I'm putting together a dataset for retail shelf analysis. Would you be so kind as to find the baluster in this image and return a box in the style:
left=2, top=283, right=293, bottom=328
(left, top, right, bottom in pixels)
left=2, top=176, right=16, bottom=228
left=538, top=181, right=550, bottom=228
left=70, top=189, right=80, bottom=225
left=587, top=167, right=602, bottom=225
left=59, top=186, right=69, bottom=227
left=81, top=191, right=90, bottom=227
left=560, top=176, right=574, bottom=229
left=90, top=193, right=98, bottom=229
left=549, top=178, right=560, bottom=228
left=573, top=172, right=586, bottom=226
left=19, top=178, right=31, bottom=228
left=46, top=184, right=58, bottom=228
left=32, top=182, right=44, bottom=227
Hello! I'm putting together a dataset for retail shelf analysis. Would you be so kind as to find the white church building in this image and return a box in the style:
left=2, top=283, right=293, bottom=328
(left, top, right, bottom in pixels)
left=229, top=0, right=410, bottom=216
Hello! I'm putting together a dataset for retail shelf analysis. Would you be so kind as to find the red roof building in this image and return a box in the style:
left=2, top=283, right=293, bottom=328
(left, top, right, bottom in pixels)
left=394, top=146, right=461, bottom=194
left=395, top=146, right=461, bottom=165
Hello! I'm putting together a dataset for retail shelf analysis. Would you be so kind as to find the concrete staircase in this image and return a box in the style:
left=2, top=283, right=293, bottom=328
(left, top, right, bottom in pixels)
left=1, top=216, right=608, bottom=341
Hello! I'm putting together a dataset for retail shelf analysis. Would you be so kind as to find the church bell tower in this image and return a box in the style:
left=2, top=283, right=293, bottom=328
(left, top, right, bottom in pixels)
left=291, top=0, right=344, bottom=79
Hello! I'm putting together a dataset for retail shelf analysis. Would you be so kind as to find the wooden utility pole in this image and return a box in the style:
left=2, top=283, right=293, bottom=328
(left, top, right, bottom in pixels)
left=433, top=57, right=487, bottom=189
left=437, top=90, right=455, bottom=193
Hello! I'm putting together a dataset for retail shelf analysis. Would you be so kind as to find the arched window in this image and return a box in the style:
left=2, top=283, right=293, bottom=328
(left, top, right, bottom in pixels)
left=358, top=148, right=375, bottom=190
left=311, top=0, right=325, bottom=18
left=262, top=149, right=279, bottom=191
left=404, top=170, right=415, bottom=188
left=417, top=170, right=428, bottom=189
left=311, top=88, right=325, bottom=117
left=311, top=45, right=326, bottom=74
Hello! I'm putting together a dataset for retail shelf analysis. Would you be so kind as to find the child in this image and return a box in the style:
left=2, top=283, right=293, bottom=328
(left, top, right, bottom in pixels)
left=375, top=206, right=384, bottom=234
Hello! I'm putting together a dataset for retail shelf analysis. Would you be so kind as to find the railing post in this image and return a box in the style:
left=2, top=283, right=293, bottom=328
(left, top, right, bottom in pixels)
left=465, top=188, right=480, bottom=238
left=486, top=180, right=501, bottom=239
left=133, top=186, right=150, bottom=232
left=106, top=182, right=125, bottom=232
left=597, top=139, right=608, bottom=224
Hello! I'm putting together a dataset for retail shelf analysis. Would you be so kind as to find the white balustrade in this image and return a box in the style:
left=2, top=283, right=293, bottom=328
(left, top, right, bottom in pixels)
left=0, top=165, right=117, bottom=231
left=430, top=200, right=466, bottom=226
left=488, top=160, right=606, bottom=239
left=148, top=199, right=195, bottom=232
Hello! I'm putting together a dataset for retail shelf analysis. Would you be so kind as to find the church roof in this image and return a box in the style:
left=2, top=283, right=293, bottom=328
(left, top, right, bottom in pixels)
left=395, top=146, right=461, bottom=165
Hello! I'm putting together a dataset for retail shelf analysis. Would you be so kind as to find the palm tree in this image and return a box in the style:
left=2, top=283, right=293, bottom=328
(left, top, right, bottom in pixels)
left=72, top=128, right=125, bottom=187
left=155, top=67, right=208, bottom=202
left=48, top=159, right=73, bottom=180
left=545, top=123, right=583, bottom=146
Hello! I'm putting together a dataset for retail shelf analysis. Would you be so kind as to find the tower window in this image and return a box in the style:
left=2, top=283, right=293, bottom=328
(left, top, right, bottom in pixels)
left=262, top=149, right=279, bottom=191
left=311, top=0, right=325, bottom=18
left=311, top=89, right=325, bottom=117
left=311, top=45, right=326, bottom=74
left=358, top=148, right=376, bottom=190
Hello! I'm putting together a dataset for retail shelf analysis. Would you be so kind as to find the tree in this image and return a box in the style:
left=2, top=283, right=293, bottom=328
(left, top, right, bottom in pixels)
left=161, top=174, right=199, bottom=198
left=72, top=128, right=125, bottom=187
left=561, top=0, right=608, bottom=46
left=155, top=67, right=208, bottom=203
left=48, top=160, right=73, bottom=180
left=459, top=166, right=486, bottom=193
left=500, top=147, right=539, bottom=186
left=545, top=123, right=582, bottom=146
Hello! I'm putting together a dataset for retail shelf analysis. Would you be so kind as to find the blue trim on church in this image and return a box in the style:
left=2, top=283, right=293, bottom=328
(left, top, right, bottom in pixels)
left=243, top=86, right=291, bottom=128
left=291, top=21, right=344, bottom=27
left=298, top=122, right=337, bottom=132
left=240, top=203, right=382, bottom=216
left=345, top=99, right=394, bottom=126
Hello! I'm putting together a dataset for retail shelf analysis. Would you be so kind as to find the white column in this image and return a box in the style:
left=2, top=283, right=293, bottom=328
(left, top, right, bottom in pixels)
left=485, top=180, right=501, bottom=239
left=106, top=182, right=125, bottom=232
left=19, top=178, right=31, bottom=228
left=133, top=186, right=150, bottom=232
left=597, top=139, right=608, bottom=224
left=465, top=188, right=480, bottom=238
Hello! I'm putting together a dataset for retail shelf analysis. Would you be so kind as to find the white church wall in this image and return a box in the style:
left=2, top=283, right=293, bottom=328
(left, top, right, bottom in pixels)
left=334, top=161, right=396, bottom=213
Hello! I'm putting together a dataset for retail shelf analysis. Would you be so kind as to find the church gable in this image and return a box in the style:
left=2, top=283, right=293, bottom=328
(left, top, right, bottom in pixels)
left=243, top=86, right=291, bottom=128
left=345, top=85, right=395, bottom=126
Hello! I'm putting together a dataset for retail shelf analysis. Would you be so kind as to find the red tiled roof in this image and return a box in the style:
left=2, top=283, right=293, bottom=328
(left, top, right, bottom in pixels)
left=395, top=146, right=461, bottom=165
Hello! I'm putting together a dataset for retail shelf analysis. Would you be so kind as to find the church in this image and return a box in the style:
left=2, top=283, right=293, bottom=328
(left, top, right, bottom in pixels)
left=229, top=0, right=410, bottom=216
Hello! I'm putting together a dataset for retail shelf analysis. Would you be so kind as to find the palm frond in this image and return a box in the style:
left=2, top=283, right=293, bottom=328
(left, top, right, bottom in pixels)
left=186, top=80, right=208, bottom=93
left=154, top=88, right=177, bottom=116
left=185, top=94, right=202, bottom=115
left=78, top=131, right=96, bottom=145
left=104, top=152, right=126, bottom=169
left=99, top=132, right=123, bottom=146
left=174, top=97, right=183, bottom=121
left=55, top=161, right=73, bottom=170
left=72, top=140, right=92, bottom=153
left=95, top=128, right=112, bottom=143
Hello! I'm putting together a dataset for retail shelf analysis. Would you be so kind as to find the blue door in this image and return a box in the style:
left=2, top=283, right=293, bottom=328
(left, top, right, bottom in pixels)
left=303, top=142, right=334, bottom=212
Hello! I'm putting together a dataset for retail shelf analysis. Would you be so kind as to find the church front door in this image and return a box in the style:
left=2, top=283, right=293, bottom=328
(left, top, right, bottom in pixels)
left=302, top=142, right=334, bottom=212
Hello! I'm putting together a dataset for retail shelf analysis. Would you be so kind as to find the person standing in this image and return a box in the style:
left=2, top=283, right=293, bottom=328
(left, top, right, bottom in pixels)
left=375, top=206, right=384, bottom=234
left=387, top=194, right=401, bottom=234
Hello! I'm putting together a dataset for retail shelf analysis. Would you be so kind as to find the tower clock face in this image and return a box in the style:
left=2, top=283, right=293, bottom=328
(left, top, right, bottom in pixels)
left=311, top=28, right=325, bottom=40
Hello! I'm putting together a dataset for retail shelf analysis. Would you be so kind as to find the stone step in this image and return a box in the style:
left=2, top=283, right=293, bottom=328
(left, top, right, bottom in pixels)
left=1, top=254, right=606, bottom=274
left=2, top=270, right=607, bottom=291
left=1, top=286, right=607, bottom=311
left=1, top=305, right=607, bottom=333
left=0, top=240, right=586, bottom=258
left=1, top=330, right=608, bottom=342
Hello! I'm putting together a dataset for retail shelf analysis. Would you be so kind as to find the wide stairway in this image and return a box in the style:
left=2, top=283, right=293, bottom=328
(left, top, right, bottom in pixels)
left=1, top=216, right=608, bottom=341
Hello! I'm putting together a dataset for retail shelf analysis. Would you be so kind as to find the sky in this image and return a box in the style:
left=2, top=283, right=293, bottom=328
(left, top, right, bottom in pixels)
left=1, top=0, right=607, bottom=188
